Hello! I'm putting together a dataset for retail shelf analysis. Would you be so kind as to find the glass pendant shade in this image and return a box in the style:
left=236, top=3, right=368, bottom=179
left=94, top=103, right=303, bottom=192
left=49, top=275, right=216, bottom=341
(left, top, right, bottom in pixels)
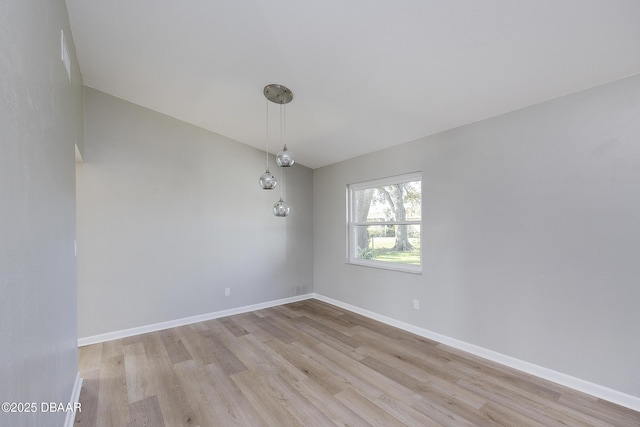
left=273, top=198, right=290, bottom=217
left=259, top=169, right=277, bottom=189
left=276, top=144, right=295, bottom=167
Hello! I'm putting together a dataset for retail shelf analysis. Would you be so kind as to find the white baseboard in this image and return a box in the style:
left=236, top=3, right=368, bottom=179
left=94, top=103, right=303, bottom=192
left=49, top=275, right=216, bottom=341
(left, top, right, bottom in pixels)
left=78, top=293, right=313, bottom=347
left=312, top=293, right=640, bottom=413
left=63, top=372, right=83, bottom=427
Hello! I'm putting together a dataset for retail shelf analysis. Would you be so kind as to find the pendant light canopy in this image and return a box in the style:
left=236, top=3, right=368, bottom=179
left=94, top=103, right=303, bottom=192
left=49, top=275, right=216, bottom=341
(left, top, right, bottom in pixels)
left=264, top=84, right=293, bottom=104
left=260, top=83, right=295, bottom=217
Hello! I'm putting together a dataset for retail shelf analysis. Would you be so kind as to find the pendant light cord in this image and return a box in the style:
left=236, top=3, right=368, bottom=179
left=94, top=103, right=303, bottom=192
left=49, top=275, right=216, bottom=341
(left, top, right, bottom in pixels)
left=280, top=103, right=284, bottom=200
left=265, top=98, right=270, bottom=170
left=280, top=103, right=284, bottom=151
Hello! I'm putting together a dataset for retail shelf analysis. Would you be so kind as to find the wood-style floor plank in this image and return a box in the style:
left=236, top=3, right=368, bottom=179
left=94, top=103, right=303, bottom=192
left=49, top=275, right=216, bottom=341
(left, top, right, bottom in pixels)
left=288, top=376, right=369, bottom=426
left=144, top=332, right=200, bottom=427
left=231, top=370, right=304, bottom=426
left=77, top=299, right=640, bottom=426
left=335, top=387, right=408, bottom=427
left=75, top=369, right=99, bottom=427
left=159, top=327, right=192, bottom=364
left=127, top=395, right=165, bottom=427
left=96, top=355, right=129, bottom=427
left=204, top=361, right=267, bottom=426
left=78, top=342, right=102, bottom=373
left=124, top=342, right=154, bottom=403
left=172, top=359, right=222, bottom=424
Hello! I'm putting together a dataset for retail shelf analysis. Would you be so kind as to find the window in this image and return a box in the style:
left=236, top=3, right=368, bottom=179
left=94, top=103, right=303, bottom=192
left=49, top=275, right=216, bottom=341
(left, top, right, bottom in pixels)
left=347, top=172, right=422, bottom=273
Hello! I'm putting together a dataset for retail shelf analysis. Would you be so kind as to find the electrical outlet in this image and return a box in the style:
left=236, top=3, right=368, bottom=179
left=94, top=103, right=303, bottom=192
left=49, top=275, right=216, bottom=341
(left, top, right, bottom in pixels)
left=225, top=288, right=230, bottom=297
left=413, top=299, right=420, bottom=310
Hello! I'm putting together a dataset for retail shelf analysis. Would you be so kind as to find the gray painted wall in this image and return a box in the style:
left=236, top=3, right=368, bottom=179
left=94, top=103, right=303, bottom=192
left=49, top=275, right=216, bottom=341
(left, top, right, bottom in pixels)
left=77, top=88, right=313, bottom=338
left=313, top=74, right=640, bottom=397
left=0, top=1, right=82, bottom=426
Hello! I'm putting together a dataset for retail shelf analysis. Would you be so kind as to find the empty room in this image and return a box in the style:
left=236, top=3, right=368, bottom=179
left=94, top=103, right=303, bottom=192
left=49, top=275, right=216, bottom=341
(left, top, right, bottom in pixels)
left=2, top=1, right=640, bottom=426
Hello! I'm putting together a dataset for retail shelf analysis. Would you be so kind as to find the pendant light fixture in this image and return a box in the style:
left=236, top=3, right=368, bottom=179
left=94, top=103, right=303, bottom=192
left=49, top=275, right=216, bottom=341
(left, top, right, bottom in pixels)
left=258, top=98, right=277, bottom=190
left=276, top=144, right=294, bottom=167
left=276, top=101, right=294, bottom=167
left=263, top=84, right=294, bottom=217
left=273, top=164, right=290, bottom=217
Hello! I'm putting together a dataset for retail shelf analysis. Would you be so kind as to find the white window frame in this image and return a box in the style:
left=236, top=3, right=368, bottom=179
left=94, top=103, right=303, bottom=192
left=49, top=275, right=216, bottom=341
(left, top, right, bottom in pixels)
left=347, top=172, right=422, bottom=274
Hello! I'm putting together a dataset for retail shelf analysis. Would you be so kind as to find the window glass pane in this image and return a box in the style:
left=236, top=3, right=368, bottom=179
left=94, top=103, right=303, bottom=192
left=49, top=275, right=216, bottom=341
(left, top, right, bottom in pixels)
left=354, top=224, right=421, bottom=265
left=349, top=173, right=422, bottom=272
left=354, top=188, right=375, bottom=223
left=354, top=179, right=421, bottom=223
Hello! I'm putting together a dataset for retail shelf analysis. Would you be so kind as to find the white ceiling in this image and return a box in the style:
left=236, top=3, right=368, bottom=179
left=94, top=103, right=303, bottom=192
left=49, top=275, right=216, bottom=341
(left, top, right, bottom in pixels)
left=66, top=1, right=640, bottom=169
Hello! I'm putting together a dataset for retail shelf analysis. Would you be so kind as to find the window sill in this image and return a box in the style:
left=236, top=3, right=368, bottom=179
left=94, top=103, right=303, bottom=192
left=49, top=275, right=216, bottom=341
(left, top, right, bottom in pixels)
left=347, top=259, right=422, bottom=274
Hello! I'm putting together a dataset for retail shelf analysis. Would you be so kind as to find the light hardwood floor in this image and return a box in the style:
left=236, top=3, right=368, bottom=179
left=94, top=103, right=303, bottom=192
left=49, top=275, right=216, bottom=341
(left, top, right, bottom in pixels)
left=76, top=299, right=640, bottom=426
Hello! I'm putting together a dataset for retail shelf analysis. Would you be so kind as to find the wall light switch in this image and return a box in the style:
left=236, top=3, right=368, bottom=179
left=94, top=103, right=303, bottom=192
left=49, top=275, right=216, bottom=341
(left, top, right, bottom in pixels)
left=413, top=299, right=420, bottom=310
left=225, top=288, right=230, bottom=297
